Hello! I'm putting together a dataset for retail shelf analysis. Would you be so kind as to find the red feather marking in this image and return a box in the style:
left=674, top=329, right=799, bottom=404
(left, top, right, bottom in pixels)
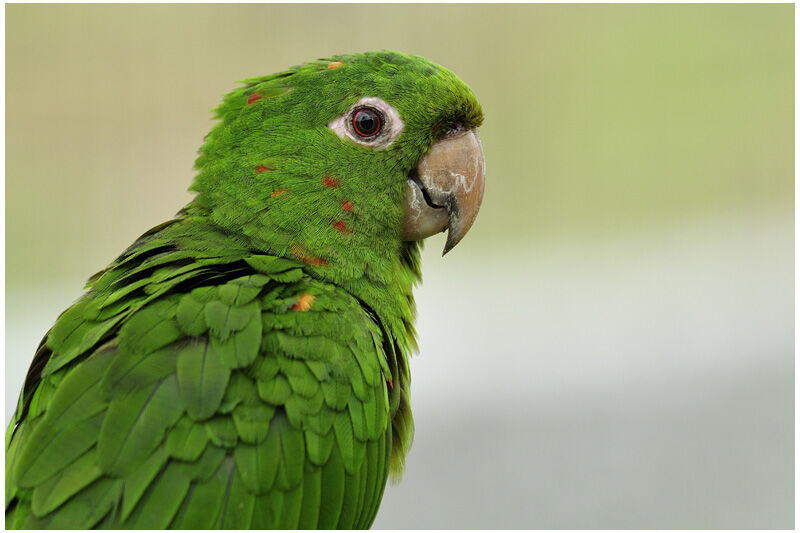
left=341, top=200, right=353, bottom=212
left=388, top=380, right=394, bottom=390
left=271, top=189, right=287, bottom=198
left=255, top=165, right=271, bottom=173
left=332, top=220, right=350, bottom=234
left=291, top=244, right=328, bottom=267
left=322, top=174, right=341, bottom=188
left=247, top=92, right=262, bottom=105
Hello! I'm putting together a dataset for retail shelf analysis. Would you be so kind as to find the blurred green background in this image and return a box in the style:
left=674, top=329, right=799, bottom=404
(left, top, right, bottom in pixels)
left=6, top=4, right=794, bottom=529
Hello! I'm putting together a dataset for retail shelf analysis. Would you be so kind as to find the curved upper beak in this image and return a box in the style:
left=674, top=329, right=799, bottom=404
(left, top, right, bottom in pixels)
left=401, top=128, right=486, bottom=255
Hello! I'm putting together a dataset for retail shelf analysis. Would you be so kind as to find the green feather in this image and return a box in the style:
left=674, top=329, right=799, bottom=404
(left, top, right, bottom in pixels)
left=321, top=378, right=352, bottom=410
left=232, top=402, right=275, bottom=443
left=217, top=282, right=262, bottom=306
left=349, top=368, right=371, bottom=402
left=285, top=391, right=324, bottom=429
left=298, top=465, right=322, bottom=529
left=304, top=428, right=335, bottom=466
left=177, top=339, right=231, bottom=420
left=348, top=396, right=369, bottom=441
left=125, top=462, right=191, bottom=529
left=217, top=458, right=255, bottom=529
left=29, top=477, right=122, bottom=529
left=280, top=356, right=321, bottom=398
left=173, top=463, right=227, bottom=529
left=5, top=421, right=26, bottom=506
left=251, top=491, right=281, bottom=529
left=317, top=444, right=346, bottom=529
left=44, top=303, right=125, bottom=375
left=14, top=411, right=104, bottom=488
left=204, top=300, right=259, bottom=341
left=175, top=293, right=208, bottom=336
left=100, top=343, right=177, bottom=396
left=18, top=371, right=56, bottom=422
left=253, top=354, right=280, bottom=381
left=219, top=371, right=259, bottom=412
left=304, top=403, right=336, bottom=436
left=30, top=446, right=102, bottom=516
left=178, top=443, right=226, bottom=483
left=357, top=437, right=380, bottom=528
left=244, top=255, right=301, bottom=277
left=234, top=414, right=280, bottom=493
left=117, top=299, right=181, bottom=354
left=257, top=373, right=292, bottom=404
left=41, top=346, right=113, bottom=424
left=166, top=416, right=209, bottom=461
left=335, top=467, right=361, bottom=528
left=276, top=483, right=304, bottom=529
left=208, top=309, right=262, bottom=368
left=120, top=445, right=168, bottom=521
left=272, top=331, right=350, bottom=363
left=204, top=415, right=239, bottom=448
left=230, top=273, right=272, bottom=289
left=275, top=411, right=306, bottom=490
left=333, top=410, right=361, bottom=475
left=97, top=374, right=183, bottom=476
left=368, top=427, right=393, bottom=525
left=12, top=348, right=111, bottom=487
left=306, top=358, right=331, bottom=381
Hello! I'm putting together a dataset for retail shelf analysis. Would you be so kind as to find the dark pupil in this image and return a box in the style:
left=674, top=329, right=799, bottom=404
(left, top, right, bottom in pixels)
left=354, top=110, right=380, bottom=136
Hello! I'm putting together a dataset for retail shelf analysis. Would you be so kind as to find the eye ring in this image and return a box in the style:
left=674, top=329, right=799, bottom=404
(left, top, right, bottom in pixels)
left=327, top=97, right=404, bottom=148
left=351, top=107, right=383, bottom=138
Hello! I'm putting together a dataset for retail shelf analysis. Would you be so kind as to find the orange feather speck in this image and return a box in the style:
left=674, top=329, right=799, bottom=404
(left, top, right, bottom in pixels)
left=291, top=293, right=316, bottom=312
left=328, top=61, right=344, bottom=70
left=255, top=165, right=271, bottom=173
left=247, top=92, right=262, bottom=105
left=341, top=200, right=353, bottom=212
left=291, top=244, right=328, bottom=267
left=271, top=189, right=287, bottom=197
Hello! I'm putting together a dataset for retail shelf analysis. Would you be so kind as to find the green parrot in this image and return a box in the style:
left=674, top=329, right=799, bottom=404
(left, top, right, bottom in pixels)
left=5, top=50, right=485, bottom=529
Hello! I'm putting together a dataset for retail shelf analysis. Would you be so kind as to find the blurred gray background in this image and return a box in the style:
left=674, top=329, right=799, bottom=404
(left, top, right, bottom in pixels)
left=6, top=4, right=793, bottom=528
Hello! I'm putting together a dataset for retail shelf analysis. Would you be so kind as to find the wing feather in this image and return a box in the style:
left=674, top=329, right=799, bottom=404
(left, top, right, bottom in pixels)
left=7, top=246, right=402, bottom=529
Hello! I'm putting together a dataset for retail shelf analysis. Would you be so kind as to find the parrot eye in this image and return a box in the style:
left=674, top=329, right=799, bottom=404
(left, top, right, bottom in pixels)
left=351, top=107, right=383, bottom=137
left=328, top=97, right=404, bottom=148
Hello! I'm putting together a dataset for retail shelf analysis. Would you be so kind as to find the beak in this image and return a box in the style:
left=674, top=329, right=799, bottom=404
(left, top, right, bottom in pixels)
left=401, top=128, right=486, bottom=255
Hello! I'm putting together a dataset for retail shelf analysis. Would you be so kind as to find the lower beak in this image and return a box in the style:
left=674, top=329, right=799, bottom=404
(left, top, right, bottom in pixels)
left=401, top=128, right=486, bottom=254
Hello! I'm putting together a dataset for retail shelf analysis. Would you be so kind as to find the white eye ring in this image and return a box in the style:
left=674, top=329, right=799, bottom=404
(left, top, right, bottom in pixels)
left=327, top=96, right=404, bottom=148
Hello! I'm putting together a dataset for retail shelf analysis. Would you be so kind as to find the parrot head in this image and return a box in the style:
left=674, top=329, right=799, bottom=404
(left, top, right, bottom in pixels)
left=190, top=50, right=484, bottom=285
